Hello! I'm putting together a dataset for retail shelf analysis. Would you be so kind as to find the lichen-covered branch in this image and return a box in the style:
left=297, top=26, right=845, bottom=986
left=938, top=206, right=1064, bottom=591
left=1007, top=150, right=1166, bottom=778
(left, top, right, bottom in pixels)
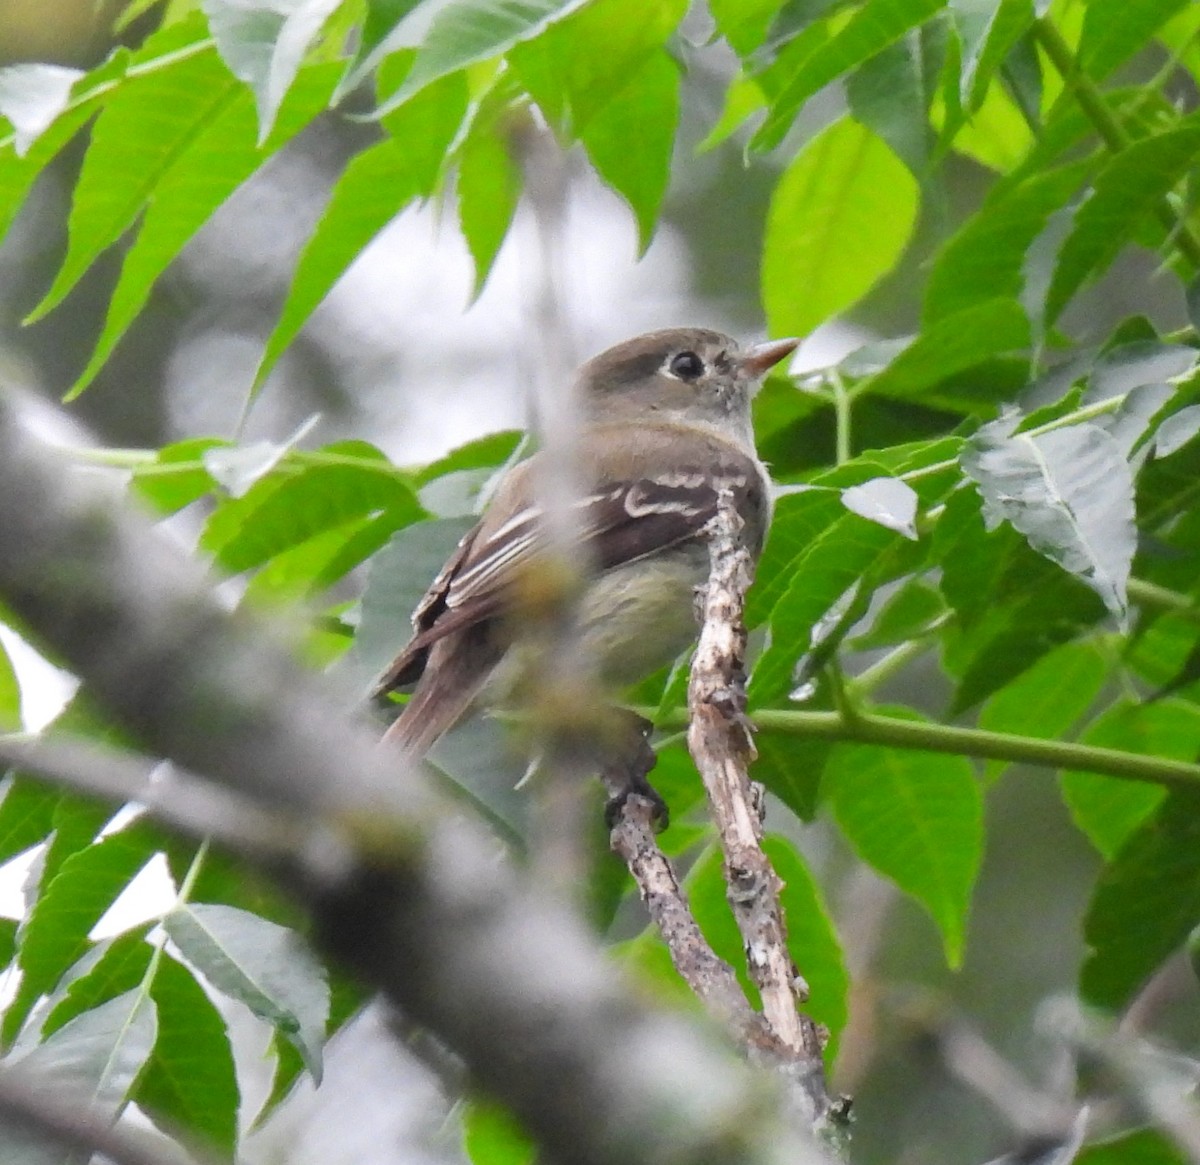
left=687, top=487, right=836, bottom=1131
left=608, top=793, right=766, bottom=1043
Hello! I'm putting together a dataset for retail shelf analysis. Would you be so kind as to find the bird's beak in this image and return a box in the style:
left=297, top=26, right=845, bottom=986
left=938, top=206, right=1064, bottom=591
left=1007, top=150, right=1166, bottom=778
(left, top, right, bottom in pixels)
left=739, top=337, right=800, bottom=378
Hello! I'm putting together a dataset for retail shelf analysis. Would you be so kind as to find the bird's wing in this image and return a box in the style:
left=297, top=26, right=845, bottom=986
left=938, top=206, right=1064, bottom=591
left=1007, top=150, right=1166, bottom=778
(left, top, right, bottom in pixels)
left=372, top=446, right=765, bottom=699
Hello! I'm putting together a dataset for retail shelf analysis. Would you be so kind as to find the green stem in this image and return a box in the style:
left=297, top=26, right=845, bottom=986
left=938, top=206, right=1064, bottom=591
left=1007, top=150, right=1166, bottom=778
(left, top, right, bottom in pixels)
left=642, top=706, right=1200, bottom=790
left=1033, top=18, right=1200, bottom=273
left=174, top=838, right=210, bottom=906
left=831, top=372, right=851, bottom=466
left=57, top=445, right=419, bottom=483
left=1127, top=578, right=1200, bottom=621
left=901, top=394, right=1126, bottom=483
left=846, top=633, right=940, bottom=698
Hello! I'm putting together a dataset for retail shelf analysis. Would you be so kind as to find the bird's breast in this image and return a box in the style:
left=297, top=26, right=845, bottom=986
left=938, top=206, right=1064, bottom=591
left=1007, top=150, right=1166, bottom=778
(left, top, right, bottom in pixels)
left=577, top=545, right=710, bottom=688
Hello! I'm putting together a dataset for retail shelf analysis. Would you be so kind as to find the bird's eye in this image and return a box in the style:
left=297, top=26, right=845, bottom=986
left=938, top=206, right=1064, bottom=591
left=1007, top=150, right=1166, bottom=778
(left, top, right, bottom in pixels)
left=669, top=351, right=705, bottom=380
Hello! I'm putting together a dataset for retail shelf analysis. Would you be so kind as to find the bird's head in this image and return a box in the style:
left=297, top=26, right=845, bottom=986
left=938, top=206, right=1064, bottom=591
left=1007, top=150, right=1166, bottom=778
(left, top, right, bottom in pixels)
left=576, top=328, right=799, bottom=436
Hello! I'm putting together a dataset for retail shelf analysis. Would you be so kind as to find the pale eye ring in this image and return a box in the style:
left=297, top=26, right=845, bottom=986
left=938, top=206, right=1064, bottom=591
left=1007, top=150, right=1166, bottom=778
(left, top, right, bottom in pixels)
left=669, top=350, right=705, bottom=380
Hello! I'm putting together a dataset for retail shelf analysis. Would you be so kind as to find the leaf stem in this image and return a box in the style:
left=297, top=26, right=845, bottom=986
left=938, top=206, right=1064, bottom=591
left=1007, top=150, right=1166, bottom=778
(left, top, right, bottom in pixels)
left=846, top=632, right=940, bottom=697
left=1033, top=17, right=1200, bottom=272
left=54, top=445, right=419, bottom=483
left=1128, top=578, right=1200, bottom=623
left=831, top=371, right=851, bottom=465
left=643, top=705, right=1200, bottom=790
left=900, top=394, right=1125, bottom=483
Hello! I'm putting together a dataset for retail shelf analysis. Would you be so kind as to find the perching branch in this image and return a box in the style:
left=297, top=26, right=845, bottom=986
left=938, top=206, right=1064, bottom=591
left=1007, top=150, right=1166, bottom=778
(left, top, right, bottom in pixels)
left=608, top=793, right=766, bottom=1043
left=0, top=394, right=830, bottom=1165
left=687, top=487, right=837, bottom=1133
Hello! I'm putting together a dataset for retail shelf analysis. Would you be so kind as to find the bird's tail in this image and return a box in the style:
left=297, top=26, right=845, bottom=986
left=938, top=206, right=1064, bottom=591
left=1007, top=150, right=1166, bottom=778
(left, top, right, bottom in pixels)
left=380, top=630, right=498, bottom=757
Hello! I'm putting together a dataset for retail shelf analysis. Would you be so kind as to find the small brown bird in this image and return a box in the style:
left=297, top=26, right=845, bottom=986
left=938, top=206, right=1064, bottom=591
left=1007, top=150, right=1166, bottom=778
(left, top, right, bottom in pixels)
left=374, top=328, right=797, bottom=809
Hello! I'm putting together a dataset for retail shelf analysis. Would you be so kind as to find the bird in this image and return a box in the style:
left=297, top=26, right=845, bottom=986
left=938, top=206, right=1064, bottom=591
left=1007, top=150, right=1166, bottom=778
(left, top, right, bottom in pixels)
left=373, top=327, right=798, bottom=816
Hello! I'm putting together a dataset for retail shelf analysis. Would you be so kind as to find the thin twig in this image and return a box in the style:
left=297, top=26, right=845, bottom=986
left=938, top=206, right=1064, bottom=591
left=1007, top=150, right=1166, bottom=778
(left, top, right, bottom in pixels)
left=687, top=487, right=834, bottom=1128
left=1041, top=998, right=1200, bottom=1165
left=609, top=795, right=765, bottom=1042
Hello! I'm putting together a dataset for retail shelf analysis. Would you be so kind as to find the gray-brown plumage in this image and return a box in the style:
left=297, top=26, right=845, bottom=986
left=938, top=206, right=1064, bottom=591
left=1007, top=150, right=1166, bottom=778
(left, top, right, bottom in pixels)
left=374, top=328, right=797, bottom=767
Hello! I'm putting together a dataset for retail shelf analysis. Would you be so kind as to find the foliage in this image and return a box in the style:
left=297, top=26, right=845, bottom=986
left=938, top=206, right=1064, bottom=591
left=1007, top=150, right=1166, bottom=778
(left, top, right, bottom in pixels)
left=1, top=0, right=1200, bottom=1161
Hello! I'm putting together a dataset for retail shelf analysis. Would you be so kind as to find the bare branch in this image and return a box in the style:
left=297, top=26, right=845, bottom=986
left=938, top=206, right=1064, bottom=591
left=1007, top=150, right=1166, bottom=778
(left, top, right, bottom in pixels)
left=1042, top=998, right=1200, bottom=1165
left=0, top=393, right=830, bottom=1165
left=609, top=793, right=765, bottom=1041
left=0, top=736, right=334, bottom=869
left=0, top=1068, right=215, bottom=1165
left=687, top=486, right=837, bottom=1131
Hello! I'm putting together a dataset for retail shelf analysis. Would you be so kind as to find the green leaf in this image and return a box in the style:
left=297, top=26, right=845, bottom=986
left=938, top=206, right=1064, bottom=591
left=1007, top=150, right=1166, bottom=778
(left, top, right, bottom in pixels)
left=849, top=576, right=947, bottom=650
left=135, top=953, right=239, bottom=1154
left=66, top=60, right=339, bottom=399
left=29, top=37, right=243, bottom=324
left=763, top=117, right=918, bottom=339
left=1155, top=403, right=1200, bottom=459
left=825, top=710, right=982, bottom=965
left=0, top=63, right=83, bottom=155
left=243, top=512, right=405, bottom=600
left=950, top=0, right=1034, bottom=109
left=937, top=489, right=1107, bottom=711
left=0, top=918, right=16, bottom=974
left=463, top=1098, right=535, bottom=1165
left=845, top=32, right=931, bottom=176
left=866, top=298, right=1030, bottom=402
left=414, top=430, right=523, bottom=484
left=14, top=825, right=159, bottom=1033
left=0, top=98, right=95, bottom=250
left=1086, top=339, right=1197, bottom=405
left=749, top=513, right=902, bottom=707
left=254, top=69, right=469, bottom=392
left=200, top=458, right=424, bottom=574
left=202, top=416, right=323, bottom=498
left=0, top=637, right=18, bottom=732
left=686, top=838, right=848, bottom=1060
left=579, top=51, right=679, bottom=252
left=1080, top=789, right=1200, bottom=1010
left=202, top=0, right=342, bottom=141
left=253, top=968, right=362, bottom=1126
left=962, top=416, right=1136, bottom=626
left=839, top=477, right=918, bottom=538
left=1075, top=1129, right=1187, bottom=1165
left=710, top=0, right=788, bottom=58
left=1045, top=116, right=1200, bottom=323
left=164, top=902, right=329, bottom=1080
left=339, top=0, right=426, bottom=95
left=457, top=106, right=523, bottom=296
left=8, top=988, right=156, bottom=1119
left=923, top=161, right=1089, bottom=323
left=507, top=0, right=687, bottom=133
left=748, top=485, right=850, bottom=628
left=376, top=0, right=591, bottom=116
left=977, top=637, right=1107, bottom=780
left=752, top=0, right=946, bottom=150
left=753, top=727, right=833, bottom=822
left=1061, top=699, right=1200, bottom=858
left=1077, top=0, right=1190, bottom=81
left=131, top=438, right=227, bottom=515
left=43, top=929, right=155, bottom=1037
